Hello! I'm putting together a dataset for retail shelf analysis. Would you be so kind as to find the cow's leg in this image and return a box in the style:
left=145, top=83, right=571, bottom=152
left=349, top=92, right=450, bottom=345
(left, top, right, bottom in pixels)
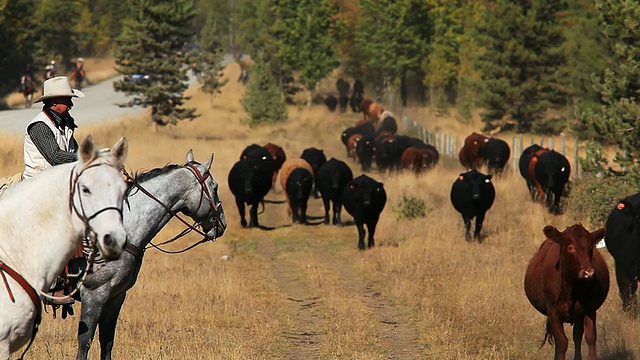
left=367, top=217, right=379, bottom=249
left=615, top=262, right=637, bottom=313
left=235, top=198, right=247, bottom=228
left=248, top=202, right=260, bottom=228
left=474, top=212, right=485, bottom=241
left=333, top=200, right=343, bottom=225
left=322, top=196, right=331, bottom=224
left=300, top=199, right=308, bottom=224
left=462, top=214, right=472, bottom=241
left=356, top=221, right=366, bottom=250
left=583, top=313, right=597, bottom=360
left=549, top=314, right=568, bottom=360
left=98, top=293, right=127, bottom=360
left=572, top=317, right=584, bottom=360
left=291, top=201, right=299, bottom=223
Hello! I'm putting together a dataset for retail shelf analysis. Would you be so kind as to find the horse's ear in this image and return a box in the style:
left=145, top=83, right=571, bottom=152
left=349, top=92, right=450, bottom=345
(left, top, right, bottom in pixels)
left=185, top=149, right=195, bottom=163
left=202, top=154, right=213, bottom=172
left=79, top=135, right=95, bottom=164
left=110, top=137, right=128, bottom=166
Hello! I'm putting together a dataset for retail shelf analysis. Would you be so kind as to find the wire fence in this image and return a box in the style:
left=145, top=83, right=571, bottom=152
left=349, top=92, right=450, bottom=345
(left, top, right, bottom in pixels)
left=398, top=113, right=583, bottom=179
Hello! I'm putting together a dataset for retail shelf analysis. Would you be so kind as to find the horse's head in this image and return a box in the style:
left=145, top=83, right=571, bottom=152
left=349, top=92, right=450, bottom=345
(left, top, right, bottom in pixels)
left=72, top=136, right=128, bottom=261
left=184, top=150, right=227, bottom=240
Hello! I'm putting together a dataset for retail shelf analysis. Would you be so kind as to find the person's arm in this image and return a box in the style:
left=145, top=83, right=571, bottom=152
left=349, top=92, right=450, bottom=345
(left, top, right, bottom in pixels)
left=27, top=122, right=77, bottom=165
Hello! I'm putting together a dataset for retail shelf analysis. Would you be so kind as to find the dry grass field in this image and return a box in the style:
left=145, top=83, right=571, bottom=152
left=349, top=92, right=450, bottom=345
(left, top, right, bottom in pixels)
left=2, top=61, right=639, bottom=359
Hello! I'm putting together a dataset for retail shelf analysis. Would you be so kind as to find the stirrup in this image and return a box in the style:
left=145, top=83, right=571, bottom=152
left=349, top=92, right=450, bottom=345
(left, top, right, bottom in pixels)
left=43, top=294, right=75, bottom=306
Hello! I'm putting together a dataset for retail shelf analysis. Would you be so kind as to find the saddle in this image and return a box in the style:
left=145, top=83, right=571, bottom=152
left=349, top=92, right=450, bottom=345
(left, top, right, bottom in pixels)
left=45, top=244, right=87, bottom=319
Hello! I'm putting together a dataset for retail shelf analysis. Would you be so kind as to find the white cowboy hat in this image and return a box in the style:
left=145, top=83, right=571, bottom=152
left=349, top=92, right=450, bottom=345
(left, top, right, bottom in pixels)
left=34, top=76, right=85, bottom=103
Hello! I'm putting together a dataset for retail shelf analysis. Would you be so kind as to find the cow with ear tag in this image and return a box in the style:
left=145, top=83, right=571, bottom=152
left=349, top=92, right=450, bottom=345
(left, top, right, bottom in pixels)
left=450, top=169, right=495, bottom=242
left=343, top=174, right=386, bottom=250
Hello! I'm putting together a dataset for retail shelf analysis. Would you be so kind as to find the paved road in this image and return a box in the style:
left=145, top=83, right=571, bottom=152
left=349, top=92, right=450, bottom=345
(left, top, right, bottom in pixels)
left=0, top=77, right=147, bottom=134
left=0, top=54, right=241, bottom=134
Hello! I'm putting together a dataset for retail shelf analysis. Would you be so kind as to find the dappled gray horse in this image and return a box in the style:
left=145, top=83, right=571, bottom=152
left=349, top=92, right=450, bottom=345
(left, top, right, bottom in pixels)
left=75, top=150, right=226, bottom=360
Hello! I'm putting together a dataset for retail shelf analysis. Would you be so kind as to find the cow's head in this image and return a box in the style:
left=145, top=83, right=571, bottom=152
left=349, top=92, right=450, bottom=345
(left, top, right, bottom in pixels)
left=544, top=224, right=605, bottom=280
left=459, top=170, right=493, bottom=200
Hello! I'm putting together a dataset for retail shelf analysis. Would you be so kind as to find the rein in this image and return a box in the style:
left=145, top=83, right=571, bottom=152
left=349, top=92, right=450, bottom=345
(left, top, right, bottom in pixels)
left=121, top=162, right=221, bottom=255
left=41, top=162, right=123, bottom=304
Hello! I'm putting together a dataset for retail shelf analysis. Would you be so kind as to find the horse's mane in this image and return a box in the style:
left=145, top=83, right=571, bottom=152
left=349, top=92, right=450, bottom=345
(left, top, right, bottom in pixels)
left=125, top=163, right=181, bottom=196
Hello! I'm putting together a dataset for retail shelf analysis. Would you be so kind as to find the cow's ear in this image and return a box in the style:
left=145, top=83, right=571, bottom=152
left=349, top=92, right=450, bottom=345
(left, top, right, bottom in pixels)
left=349, top=183, right=356, bottom=189
left=458, top=174, right=465, bottom=181
left=543, top=225, right=563, bottom=243
left=590, top=228, right=606, bottom=246
left=486, top=174, right=493, bottom=181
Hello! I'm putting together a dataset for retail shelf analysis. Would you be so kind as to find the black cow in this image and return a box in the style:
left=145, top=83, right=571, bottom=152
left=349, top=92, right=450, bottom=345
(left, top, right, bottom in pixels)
left=376, top=115, right=398, bottom=135
left=325, top=95, right=338, bottom=112
left=605, top=192, right=640, bottom=314
left=343, top=174, right=387, bottom=250
left=285, top=168, right=314, bottom=224
left=338, top=95, right=349, bottom=113
left=484, top=138, right=510, bottom=175
left=301, top=147, right=327, bottom=198
left=518, top=144, right=544, bottom=199
left=350, top=80, right=364, bottom=113
left=375, top=138, right=403, bottom=173
left=228, top=153, right=276, bottom=228
left=450, top=169, right=495, bottom=241
left=240, top=143, right=271, bottom=161
left=356, top=136, right=376, bottom=172
left=315, top=158, right=353, bottom=225
left=534, top=150, right=571, bottom=214
left=394, top=135, right=439, bottom=165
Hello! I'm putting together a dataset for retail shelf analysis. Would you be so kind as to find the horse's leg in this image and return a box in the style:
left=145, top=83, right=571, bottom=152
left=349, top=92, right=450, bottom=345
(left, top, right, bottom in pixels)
left=0, top=340, right=9, bottom=360
left=76, top=287, right=111, bottom=360
left=98, top=293, right=126, bottom=360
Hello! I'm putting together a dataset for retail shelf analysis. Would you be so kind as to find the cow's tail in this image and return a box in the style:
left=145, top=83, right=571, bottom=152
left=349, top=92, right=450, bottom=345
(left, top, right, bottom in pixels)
left=540, top=320, right=555, bottom=348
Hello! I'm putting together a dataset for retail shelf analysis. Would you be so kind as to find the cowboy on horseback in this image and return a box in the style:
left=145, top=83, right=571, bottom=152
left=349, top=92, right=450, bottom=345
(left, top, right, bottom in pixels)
left=71, top=57, right=86, bottom=89
left=20, top=65, right=37, bottom=108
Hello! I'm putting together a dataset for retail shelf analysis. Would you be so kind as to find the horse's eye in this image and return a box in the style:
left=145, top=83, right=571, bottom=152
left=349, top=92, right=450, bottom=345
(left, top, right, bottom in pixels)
left=82, top=186, right=91, bottom=194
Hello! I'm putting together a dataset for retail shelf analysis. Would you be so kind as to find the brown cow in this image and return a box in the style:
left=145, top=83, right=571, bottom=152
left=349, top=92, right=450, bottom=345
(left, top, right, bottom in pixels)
left=400, top=147, right=437, bottom=174
left=279, top=158, right=314, bottom=215
left=459, top=132, right=489, bottom=170
left=367, top=102, right=385, bottom=125
left=347, top=134, right=363, bottom=161
left=527, top=147, right=550, bottom=203
left=263, top=143, right=287, bottom=191
left=359, top=98, right=374, bottom=121
left=524, top=224, right=609, bottom=360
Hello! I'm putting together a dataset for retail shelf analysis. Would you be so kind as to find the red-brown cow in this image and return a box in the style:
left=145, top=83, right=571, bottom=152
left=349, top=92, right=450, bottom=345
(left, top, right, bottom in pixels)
left=263, top=143, right=286, bottom=190
left=524, top=224, right=609, bottom=360
left=359, top=98, right=374, bottom=121
left=400, top=147, right=437, bottom=174
left=459, top=132, right=489, bottom=170
left=347, top=134, right=363, bottom=161
left=367, top=102, right=385, bottom=125
left=526, top=147, right=550, bottom=202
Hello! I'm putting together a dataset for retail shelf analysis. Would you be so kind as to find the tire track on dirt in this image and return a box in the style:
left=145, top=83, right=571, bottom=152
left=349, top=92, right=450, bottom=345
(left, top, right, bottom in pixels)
left=308, top=239, right=425, bottom=360
left=255, top=236, right=324, bottom=360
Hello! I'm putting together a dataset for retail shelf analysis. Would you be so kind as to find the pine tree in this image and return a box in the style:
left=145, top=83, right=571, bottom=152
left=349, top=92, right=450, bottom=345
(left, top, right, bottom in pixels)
left=113, top=0, right=198, bottom=125
left=241, top=60, right=287, bottom=126
left=353, top=0, right=432, bottom=104
left=0, top=0, right=38, bottom=97
left=272, top=0, right=340, bottom=107
left=577, top=0, right=640, bottom=183
left=473, top=0, right=568, bottom=133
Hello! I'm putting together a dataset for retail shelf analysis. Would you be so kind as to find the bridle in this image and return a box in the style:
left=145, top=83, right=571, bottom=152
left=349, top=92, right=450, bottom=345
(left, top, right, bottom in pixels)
left=122, top=161, right=223, bottom=256
left=0, top=161, right=124, bottom=359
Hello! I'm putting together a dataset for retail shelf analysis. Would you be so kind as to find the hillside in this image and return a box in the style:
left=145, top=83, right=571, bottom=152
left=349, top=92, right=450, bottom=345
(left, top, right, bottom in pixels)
left=4, top=62, right=637, bottom=360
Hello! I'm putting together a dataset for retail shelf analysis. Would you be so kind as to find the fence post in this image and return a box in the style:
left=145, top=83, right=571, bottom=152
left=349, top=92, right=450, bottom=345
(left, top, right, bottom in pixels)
left=512, top=137, right=517, bottom=174
left=574, top=138, right=580, bottom=179
left=561, top=133, right=566, bottom=155
left=540, top=137, right=544, bottom=147
left=549, top=137, right=554, bottom=151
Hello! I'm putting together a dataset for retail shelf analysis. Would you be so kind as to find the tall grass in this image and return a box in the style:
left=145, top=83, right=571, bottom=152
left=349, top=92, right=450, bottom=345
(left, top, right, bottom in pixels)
left=2, top=62, right=638, bottom=359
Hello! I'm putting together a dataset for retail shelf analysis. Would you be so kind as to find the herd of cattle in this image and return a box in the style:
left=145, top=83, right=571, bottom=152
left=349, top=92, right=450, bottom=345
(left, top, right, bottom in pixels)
left=228, top=96, right=640, bottom=357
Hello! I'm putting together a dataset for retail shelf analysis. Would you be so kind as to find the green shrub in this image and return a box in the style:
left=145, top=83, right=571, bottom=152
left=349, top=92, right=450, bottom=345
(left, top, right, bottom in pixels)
left=392, top=195, right=426, bottom=221
left=531, top=117, right=566, bottom=135
left=565, top=175, right=637, bottom=226
left=240, top=60, right=287, bottom=126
